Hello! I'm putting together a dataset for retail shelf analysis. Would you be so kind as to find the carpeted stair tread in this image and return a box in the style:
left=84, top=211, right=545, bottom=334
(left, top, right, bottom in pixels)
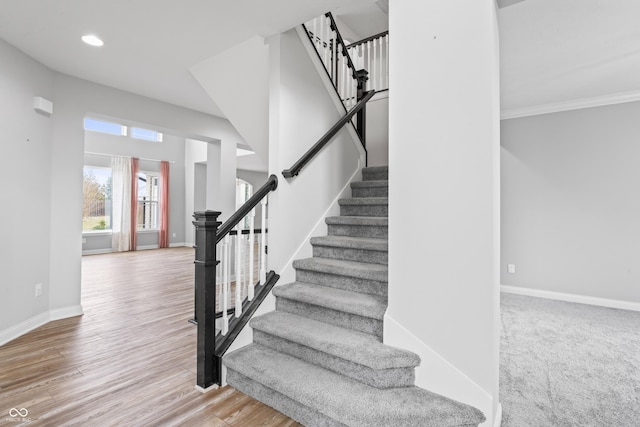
left=310, top=235, right=388, bottom=252
left=250, top=311, right=419, bottom=370
left=224, top=344, right=486, bottom=427
left=351, top=180, right=388, bottom=188
left=293, top=257, right=387, bottom=282
left=350, top=180, right=388, bottom=197
left=338, top=197, right=388, bottom=206
left=325, top=216, right=388, bottom=227
left=362, top=166, right=388, bottom=181
left=273, top=282, right=387, bottom=319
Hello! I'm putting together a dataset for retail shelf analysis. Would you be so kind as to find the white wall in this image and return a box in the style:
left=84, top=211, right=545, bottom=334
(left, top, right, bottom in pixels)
left=0, top=36, right=250, bottom=343
left=366, top=92, right=389, bottom=167
left=49, top=73, right=247, bottom=320
left=267, top=29, right=366, bottom=285
left=387, top=1, right=500, bottom=425
left=191, top=36, right=270, bottom=172
left=501, top=101, right=640, bottom=305
left=0, top=38, right=55, bottom=341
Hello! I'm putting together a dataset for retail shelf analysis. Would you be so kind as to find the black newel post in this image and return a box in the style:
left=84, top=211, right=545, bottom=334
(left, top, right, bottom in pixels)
left=355, top=69, right=369, bottom=153
left=193, top=210, right=221, bottom=390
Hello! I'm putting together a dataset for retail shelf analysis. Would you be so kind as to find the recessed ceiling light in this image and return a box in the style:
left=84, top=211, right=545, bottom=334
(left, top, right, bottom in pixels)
left=82, top=34, right=104, bottom=47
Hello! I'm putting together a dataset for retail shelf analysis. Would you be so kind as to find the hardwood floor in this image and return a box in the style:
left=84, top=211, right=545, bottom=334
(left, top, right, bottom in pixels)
left=0, top=247, right=302, bottom=427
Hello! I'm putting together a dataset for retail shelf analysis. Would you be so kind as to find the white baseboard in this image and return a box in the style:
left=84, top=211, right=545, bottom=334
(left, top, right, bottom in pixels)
left=137, top=245, right=160, bottom=251
left=50, top=305, right=84, bottom=321
left=501, top=285, right=640, bottom=312
left=383, top=314, right=497, bottom=427
left=0, top=304, right=84, bottom=346
left=494, top=403, right=503, bottom=427
left=0, top=312, right=49, bottom=346
left=169, top=242, right=187, bottom=248
left=82, top=248, right=113, bottom=256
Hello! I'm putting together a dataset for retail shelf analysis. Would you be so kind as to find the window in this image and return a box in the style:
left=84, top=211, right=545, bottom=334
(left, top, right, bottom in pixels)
left=84, top=118, right=127, bottom=136
left=137, top=172, right=159, bottom=229
left=131, top=127, right=163, bottom=142
left=83, top=166, right=112, bottom=231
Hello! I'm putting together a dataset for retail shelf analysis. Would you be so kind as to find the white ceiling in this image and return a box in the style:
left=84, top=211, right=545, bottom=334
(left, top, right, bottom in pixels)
left=1, top=0, right=638, bottom=119
left=0, top=0, right=380, bottom=118
left=499, top=0, right=640, bottom=113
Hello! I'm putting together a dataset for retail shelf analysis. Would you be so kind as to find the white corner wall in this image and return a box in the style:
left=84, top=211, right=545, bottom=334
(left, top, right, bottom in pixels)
left=0, top=38, right=55, bottom=343
left=387, top=1, right=500, bottom=426
left=501, top=101, right=640, bottom=306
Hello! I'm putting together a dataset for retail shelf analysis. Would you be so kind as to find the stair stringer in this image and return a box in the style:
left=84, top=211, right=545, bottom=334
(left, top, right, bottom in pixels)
left=384, top=314, right=501, bottom=427
left=275, top=163, right=364, bottom=286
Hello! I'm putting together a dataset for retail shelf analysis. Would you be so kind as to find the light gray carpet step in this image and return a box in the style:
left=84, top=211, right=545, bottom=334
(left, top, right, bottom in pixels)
left=339, top=197, right=388, bottom=217
left=224, top=344, right=486, bottom=427
left=273, top=282, right=386, bottom=339
left=251, top=311, right=419, bottom=388
left=362, top=166, right=388, bottom=181
left=310, top=235, right=388, bottom=265
left=293, top=257, right=388, bottom=297
left=326, top=216, right=388, bottom=239
left=351, top=180, right=388, bottom=198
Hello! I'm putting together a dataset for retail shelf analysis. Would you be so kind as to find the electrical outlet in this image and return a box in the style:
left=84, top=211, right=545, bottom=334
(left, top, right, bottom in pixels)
left=82, top=237, right=87, bottom=244
left=172, top=233, right=176, bottom=238
left=507, top=264, right=516, bottom=274
left=35, top=283, right=42, bottom=297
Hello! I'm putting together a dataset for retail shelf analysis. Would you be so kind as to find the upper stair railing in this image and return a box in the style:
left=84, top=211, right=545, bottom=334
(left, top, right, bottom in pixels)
left=302, top=12, right=373, bottom=155
left=192, top=175, right=279, bottom=391
left=346, top=31, right=389, bottom=93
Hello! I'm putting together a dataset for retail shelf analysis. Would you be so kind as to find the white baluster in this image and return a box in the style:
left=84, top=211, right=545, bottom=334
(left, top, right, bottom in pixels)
left=260, top=196, right=268, bottom=285
left=373, top=37, right=378, bottom=92
left=235, top=224, right=243, bottom=317
left=367, top=40, right=372, bottom=92
left=385, top=35, right=389, bottom=90
left=248, top=209, right=255, bottom=301
left=222, top=234, right=230, bottom=335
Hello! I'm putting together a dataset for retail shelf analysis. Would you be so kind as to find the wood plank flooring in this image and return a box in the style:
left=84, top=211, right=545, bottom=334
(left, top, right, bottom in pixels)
left=0, top=247, right=303, bottom=427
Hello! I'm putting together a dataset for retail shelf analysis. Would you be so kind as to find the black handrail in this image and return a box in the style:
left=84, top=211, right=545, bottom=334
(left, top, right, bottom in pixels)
left=345, top=30, right=389, bottom=49
left=216, top=174, right=278, bottom=243
left=282, top=90, right=375, bottom=179
left=325, top=13, right=358, bottom=80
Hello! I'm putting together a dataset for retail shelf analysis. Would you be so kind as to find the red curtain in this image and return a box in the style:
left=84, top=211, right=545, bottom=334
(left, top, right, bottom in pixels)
left=159, top=161, right=170, bottom=248
left=130, top=157, right=139, bottom=251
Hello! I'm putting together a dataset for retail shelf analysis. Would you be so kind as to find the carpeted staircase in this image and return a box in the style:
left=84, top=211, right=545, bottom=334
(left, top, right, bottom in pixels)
left=223, top=166, right=485, bottom=427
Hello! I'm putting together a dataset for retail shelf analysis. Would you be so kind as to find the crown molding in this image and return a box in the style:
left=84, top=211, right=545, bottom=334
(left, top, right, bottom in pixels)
left=501, top=89, right=640, bottom=120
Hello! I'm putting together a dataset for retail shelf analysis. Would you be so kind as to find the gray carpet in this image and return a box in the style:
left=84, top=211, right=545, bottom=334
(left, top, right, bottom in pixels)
left=501, top=293, right=640, bottom=426
left=224, top=166, right=485, bottom=426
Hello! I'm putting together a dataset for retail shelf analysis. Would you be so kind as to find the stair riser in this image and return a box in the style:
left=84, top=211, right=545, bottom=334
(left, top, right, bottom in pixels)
left=295, top=269, right=387, bottom=297
left=327, top=224, right=388, bottom=239
left=226, top=368, right=346, bottom=427
left=253, top=330, right=415, bottom=389
left=352, top=186, right=388, bottom=198
left=312, top=245, right=388, bottom=265
left=276, top=298, right=383, bottom=340
left=340, top=204, right=388, bottom=217
left=362, top=170, right=388, bottom=181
